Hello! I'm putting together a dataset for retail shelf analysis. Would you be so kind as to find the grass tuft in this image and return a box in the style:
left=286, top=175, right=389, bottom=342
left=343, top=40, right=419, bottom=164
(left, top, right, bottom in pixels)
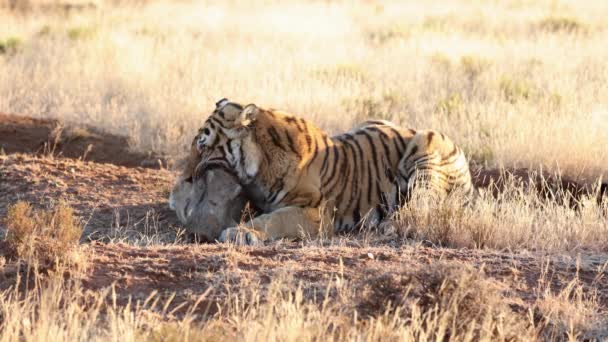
left=67, top=26, right=96, bottom=40
left=366, top=25, right=410, bottom=44
left=436, top=92, right=464, bottom=117
left=0, top=36, right=22, bottom=55
left=392, top=182, right=608, bottom=251
left=460, top=55, right=491, bottom=80
left=4, top=201, right=83, bottom=267
left=313, top=63, right=366, bottom=82
left=534, top=272, right=608, bottom=339
left=37, top=25, right=53, bottom=36
left=413, top=263, right=533, bottom=340
left=499, top=75, right=537, bottom=103
left=344, top=93, right=400, bottom=123
left=538, top=16, right=587, bottom=33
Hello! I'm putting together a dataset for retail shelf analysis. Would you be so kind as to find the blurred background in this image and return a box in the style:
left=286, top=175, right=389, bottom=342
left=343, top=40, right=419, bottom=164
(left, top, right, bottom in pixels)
left=1, top=0, right=607, bottom=180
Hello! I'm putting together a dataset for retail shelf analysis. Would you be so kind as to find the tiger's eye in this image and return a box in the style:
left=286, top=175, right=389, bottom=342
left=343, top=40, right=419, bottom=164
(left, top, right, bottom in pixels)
left=203, top=128, right=210, bottom=135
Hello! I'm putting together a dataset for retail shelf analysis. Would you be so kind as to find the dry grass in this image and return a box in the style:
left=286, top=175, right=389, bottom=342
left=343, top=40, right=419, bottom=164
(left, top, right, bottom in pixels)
left=535, top=276, right=608, bottom=340
left=0, top=0, right=607, bottom=180
left=3, top=201, right=83, bottom=267
left=1, top=257, right=607, bottom=341
left=390, top=182, right=608, bottom=252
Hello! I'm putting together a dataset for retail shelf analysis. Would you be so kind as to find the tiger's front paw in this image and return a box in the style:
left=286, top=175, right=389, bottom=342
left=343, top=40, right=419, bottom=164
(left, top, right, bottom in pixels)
left=218, top=227, right=266, bottom=246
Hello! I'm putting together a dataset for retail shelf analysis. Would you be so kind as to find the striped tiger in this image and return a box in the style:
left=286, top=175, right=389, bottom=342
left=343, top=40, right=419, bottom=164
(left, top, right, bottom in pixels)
left=193, top=98, right=473, bottom=245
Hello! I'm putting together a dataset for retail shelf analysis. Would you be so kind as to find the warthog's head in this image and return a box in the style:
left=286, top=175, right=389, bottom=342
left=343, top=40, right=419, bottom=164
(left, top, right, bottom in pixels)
left=169, top=146, right=248, bottom=241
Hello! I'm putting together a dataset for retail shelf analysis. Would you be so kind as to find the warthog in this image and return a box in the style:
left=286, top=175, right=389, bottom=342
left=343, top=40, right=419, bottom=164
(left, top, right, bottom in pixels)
left=169, top=162, right=248, bottom=242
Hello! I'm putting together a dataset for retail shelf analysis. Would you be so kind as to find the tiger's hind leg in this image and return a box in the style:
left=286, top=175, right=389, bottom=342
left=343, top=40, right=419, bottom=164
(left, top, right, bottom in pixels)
left=218, top=206, right=332, bottom=246
left=393, top=130, right=473, bottom=207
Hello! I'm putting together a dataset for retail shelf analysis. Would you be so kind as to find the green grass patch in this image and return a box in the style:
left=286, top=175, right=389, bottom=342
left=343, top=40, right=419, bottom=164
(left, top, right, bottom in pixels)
left=499, top=76, right=537, bottom=103
left=436, top=93, right=464, bottom=117
left=67, top=26, right=96, bottom=40
left=460, top=55, right=491, bottom=79
left=0, top=37, right=22, bottom=55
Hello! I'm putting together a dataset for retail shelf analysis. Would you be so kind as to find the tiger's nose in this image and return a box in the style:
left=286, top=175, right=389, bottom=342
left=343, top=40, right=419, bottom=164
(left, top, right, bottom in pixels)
left=197, top=139, right=205, bottom=152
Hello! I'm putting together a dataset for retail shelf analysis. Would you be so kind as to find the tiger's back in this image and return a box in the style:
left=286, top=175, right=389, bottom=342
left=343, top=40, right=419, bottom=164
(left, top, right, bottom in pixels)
left=261, top=118, right=472, bottom=232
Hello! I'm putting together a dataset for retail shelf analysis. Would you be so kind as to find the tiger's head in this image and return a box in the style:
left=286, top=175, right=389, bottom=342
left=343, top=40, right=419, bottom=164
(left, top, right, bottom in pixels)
left=195, top=98, right=260, bottom=152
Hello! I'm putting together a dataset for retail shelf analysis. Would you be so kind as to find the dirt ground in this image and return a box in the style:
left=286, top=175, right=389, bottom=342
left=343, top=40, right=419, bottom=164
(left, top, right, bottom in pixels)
left=40, top=242, right=608, bottom=318
left=1, top=112, right=607, bottom=323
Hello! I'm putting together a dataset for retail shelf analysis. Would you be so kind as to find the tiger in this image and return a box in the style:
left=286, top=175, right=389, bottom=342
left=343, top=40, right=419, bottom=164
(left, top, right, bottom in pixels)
left=193, top=98, right=473, bottom=245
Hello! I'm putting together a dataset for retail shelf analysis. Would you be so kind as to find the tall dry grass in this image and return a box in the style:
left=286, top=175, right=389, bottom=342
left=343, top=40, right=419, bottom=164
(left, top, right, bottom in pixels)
left=0, top=0, right=607, bottom=180
left=388, top=182, right=608, bottom=252
left=1, top=258, right=607, bottom=341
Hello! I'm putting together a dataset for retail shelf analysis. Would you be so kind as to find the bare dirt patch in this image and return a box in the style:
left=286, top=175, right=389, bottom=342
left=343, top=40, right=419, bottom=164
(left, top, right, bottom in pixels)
left=0, top=153, right=179, bottom=241
left=0, top=113, right=180, bottom=241
left=0, top=113, right=167, bottom=168
left=2, top=241, right=606, bottom=325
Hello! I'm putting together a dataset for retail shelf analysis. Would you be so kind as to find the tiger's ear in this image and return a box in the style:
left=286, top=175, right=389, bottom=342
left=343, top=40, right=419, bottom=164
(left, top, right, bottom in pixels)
left=237, top=104, right=260, bottom=126
left=216, top=98, right=229, bottom=108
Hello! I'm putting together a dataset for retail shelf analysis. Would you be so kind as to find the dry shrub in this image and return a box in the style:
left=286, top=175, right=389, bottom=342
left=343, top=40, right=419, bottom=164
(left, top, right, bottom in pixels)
left=498, top=75, right=537, bottom=103
left=4, top=201, right=82, bottom=267
left=534, top=274, right=608, bottom=340
left=410, top=263, right=534, bottom=341
left=436, top=92, right=464, bottom=117
left=358, top=262, right=534, bottom=340
left=358, top=271, right=412, bottom=317
left=460, top=55, right=491, bottom=80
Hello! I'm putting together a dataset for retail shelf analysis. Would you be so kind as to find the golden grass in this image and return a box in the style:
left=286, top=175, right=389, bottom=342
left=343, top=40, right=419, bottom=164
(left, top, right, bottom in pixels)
left=0, top=0, right=607, bottom=180
left=390, top=184, right=608, bottom=252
